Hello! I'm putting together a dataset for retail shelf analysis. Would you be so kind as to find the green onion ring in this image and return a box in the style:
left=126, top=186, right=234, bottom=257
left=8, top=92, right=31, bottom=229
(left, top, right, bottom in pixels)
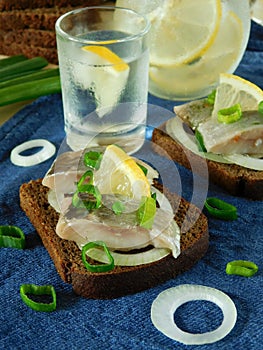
left=0, top=225, right=25, bottom=249
left=20, top=284, right=56, bottom=312
left=226, top=260, right=258, bottom=277
left=217, top=103, right=242, bottom=124
left=84, top=151, right=102, bottom=169
left=204, top=197, right=237, bottom=220
left=258, top=100, right=263, bottom=115
left=82, top=241, right=114, bottom=273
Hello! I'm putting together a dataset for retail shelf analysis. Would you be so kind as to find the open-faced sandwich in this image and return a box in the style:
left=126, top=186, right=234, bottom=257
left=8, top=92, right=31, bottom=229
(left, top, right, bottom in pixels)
left=152, top=74, right=263, bottom=200
left=20, top=144, right=208, bottom=299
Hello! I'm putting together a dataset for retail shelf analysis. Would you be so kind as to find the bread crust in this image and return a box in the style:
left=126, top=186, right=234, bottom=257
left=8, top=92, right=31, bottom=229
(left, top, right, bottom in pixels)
left=152, top=123, right=263, bottom=200
left=20, top=179, right=209, bottom=299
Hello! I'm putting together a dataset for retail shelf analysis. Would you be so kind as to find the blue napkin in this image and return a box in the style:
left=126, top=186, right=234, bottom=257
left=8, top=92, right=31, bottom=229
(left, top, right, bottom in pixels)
left=1, top=21, right=263, bottom=350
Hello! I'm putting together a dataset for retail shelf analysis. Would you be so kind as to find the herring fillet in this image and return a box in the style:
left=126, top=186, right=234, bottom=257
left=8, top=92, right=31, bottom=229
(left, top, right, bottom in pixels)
left=174, top=100, right=263, bottom=155
left=198, top=111, right=263, bottom=154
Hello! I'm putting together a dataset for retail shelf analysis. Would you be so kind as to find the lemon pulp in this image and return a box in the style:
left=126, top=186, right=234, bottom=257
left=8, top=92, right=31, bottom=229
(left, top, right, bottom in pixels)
left=94, top=144, right=151, bottom=200
left=73, top=46, right=130, bottom=117
left=211, top=73, right=263, bottom=120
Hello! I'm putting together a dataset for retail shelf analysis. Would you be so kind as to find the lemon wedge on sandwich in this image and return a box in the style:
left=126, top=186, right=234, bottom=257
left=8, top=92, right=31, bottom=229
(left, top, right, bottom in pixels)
left=211, top=73, right=263, bottom=120
left=94, top=144, right=151, bottom=200
left=74, top=46, right=130, bottom=118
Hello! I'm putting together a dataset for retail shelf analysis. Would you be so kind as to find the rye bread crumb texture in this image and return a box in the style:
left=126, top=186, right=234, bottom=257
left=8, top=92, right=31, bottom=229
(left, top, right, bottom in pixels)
left=152, top=124, right=263, bottom=200
left=0, top=0, right=107, bottom=64
left=19, top=179, right=209, bottom=299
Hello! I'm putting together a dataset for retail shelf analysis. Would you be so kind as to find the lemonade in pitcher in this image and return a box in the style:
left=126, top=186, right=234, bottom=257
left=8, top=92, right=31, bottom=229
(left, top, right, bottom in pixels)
left=116, top=0, right=251, bottom=100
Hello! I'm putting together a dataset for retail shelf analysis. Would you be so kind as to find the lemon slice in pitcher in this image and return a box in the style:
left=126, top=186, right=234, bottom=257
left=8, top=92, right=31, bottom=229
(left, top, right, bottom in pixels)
left=73, top=46, right=129, bottom=118
left=94, top=144, right=151, bottom=200
left=149, top=0, right=222, bottom=66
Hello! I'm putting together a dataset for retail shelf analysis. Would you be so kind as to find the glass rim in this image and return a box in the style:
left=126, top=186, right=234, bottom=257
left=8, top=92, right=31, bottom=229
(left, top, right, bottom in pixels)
left=55, top=5, right=150, bottom=45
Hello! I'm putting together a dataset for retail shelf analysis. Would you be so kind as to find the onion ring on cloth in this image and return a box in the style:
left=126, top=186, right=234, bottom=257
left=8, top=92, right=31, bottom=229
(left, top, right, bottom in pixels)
left=10, top=139, right=56, bottom=167
left=151, top=284, right=237, bottom=345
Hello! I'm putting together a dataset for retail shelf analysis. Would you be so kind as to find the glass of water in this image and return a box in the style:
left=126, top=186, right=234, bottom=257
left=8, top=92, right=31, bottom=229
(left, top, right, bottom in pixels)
left=55, top=6, right=150, bottom=154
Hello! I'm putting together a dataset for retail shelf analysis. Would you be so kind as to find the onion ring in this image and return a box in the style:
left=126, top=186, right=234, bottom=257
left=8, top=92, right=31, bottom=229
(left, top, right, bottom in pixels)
left=10, top=139, right=56, bottom=167
left=151, top=284, right=237, bottom=345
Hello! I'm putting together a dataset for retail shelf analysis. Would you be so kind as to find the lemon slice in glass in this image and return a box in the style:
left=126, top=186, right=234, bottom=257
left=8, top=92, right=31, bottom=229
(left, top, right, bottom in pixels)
left=148, top=0, right=222, bottom=67
left=211, top=73, right=263, bottom=120
left=73, top=46, right=130, bottom=118
left=94, top=144, right=151, bottom=200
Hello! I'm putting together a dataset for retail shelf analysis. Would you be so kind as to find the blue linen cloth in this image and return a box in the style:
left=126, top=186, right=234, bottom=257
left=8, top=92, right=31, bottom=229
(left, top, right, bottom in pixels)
left=0, top=21, right=263, bottom=350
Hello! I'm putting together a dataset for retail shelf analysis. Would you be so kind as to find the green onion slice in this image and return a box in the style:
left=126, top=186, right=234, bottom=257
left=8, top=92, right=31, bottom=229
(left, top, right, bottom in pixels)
left=0, top=225, right=25, bottom=249
left=206, top=89, right=216, bottom=105
left=77, top=170, right=93, bottom=191
left=226, top=260, right=258, bottom=277
left=258, top=100, right=263, bottom=115
left=195, top=129, right=207, bottom=152
left=20, top=284, right=56, bottom=312
left=137, top=196, right=157, bottom=229
left=84, top=151, right=102, bottom=169
left=137, top=162, right=148, bottom=176
left=217, top=103, right=242, bottom=124
left=204, top=197, right=237, bottom=220
left=112, top=201, right=125, bottom=215
left=82, top=241, right=114, bottom=273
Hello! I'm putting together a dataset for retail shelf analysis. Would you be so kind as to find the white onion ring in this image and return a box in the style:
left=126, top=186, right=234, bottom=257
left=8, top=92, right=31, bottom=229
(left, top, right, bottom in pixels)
left=82, top=246, right=170, bottom=266
left=10, top=139, right=56, bottom=167
left=151, top=284, right=237, bottom=345
left=224, top=154, right=263, bottom=171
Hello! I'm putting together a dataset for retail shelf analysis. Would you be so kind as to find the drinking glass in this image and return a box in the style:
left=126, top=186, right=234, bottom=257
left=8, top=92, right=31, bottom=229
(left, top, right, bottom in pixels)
left=56, top=6, right=150, bottom=153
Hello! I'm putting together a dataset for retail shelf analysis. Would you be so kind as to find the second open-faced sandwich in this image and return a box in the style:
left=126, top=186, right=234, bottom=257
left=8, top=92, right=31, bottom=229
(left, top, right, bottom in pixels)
left=152, top=73, right=263, bottom=200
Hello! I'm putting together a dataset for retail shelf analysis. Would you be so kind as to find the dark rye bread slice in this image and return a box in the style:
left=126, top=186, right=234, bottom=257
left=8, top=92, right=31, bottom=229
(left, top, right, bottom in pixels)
left=0, top=0, right=103, bottom=11
left=0, top=7, right=71, bottom=30
left=152, top=123, right=263, bottom=200
left=0, top=42, right=58, bottom=64
left=19, top=179, right=209, bottom=299
left=0, top=29, right=56, bottom=49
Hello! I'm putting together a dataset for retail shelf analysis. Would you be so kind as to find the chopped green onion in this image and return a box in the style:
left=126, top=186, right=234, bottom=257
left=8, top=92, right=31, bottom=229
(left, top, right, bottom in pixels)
left=137, top=196, right=157, bottom=229
left=84, top=151, right=102, bottom=170
left=151, top=192, right=157, bottom=201
left=0, top=54, right=27, bottom=69
left=112, top=201, right=125, bottom=215
left=20, top=284, right=56, bottom=312
left=195, top=129, right=207, bottom=152
left=81, top=241, right=114, bottom=273
left=0, top=225, right=25, bottom=249
left=226, top=260, right=258, bottom=277
left=206, top=89, right=216, bottom=105
left=258, top=101, right=263, bottom=115
left=204, top=197, right=237, bottom=220
left=217, top=103, right=242, bottom=124
left=77, top=170, right=94, bottom=191
left=0, top=56, right=48, bottom=82
left=0, top=68, right=60, bottom=89
left=137, top=163, right=148, bottom=176
left=0, top=76, right=61, bottom=107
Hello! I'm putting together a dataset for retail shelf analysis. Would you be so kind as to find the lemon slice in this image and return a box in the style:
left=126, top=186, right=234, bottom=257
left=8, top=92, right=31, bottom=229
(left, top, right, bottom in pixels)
left=73, top=46, right=130, bottom=118
left=211, top=73, right=263, bottom=120
left=149, top=9, right=244, bottom=98
left=148, top=0, right=222, bottom=67
left=94, top=144, right=151, bottom=200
